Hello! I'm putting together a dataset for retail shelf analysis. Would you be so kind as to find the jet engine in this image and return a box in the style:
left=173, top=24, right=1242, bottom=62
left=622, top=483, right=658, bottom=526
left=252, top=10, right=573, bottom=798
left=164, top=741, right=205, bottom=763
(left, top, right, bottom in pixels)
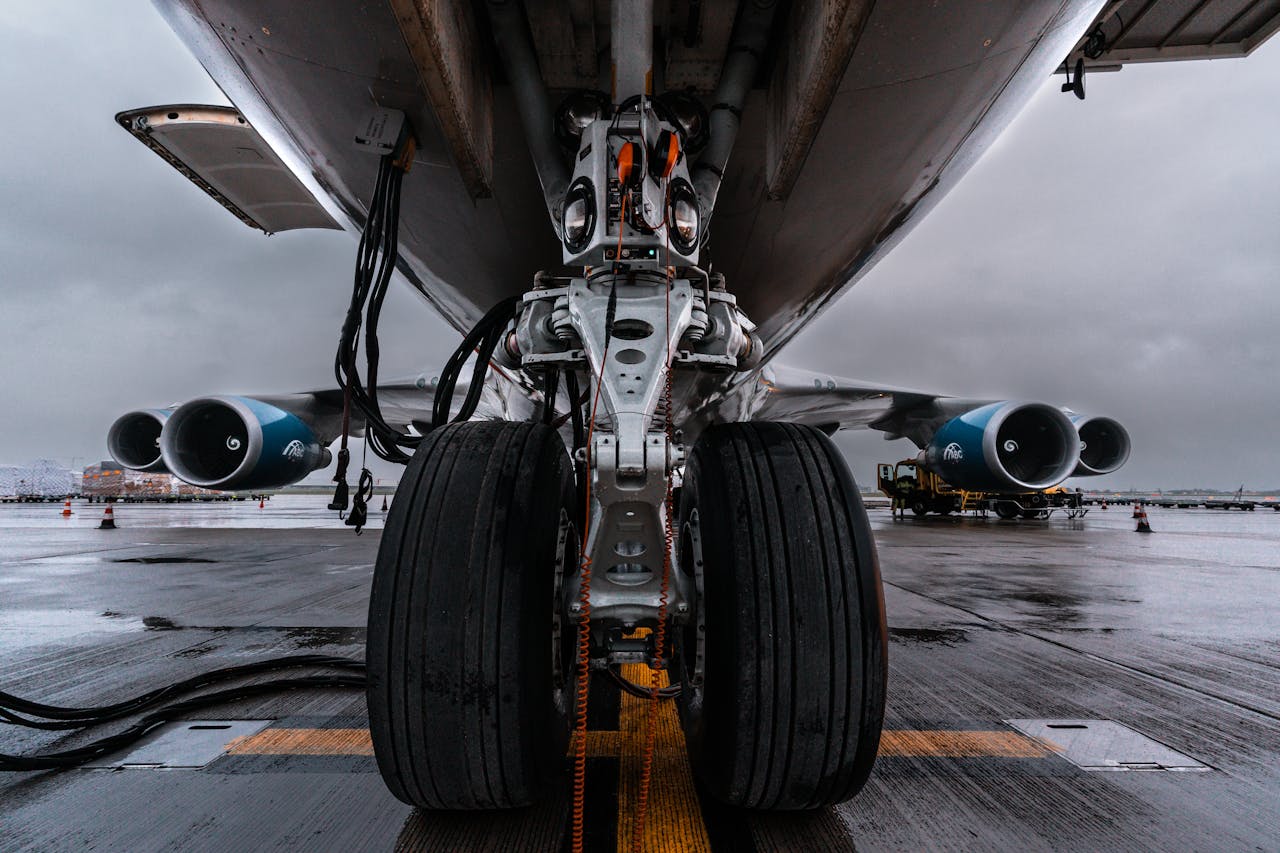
left=920, top=402, right=1080, bottom=492
left=1069, top=415, right=1131, bottom=476
left=107, top=409, right=172, bottom=473
left=160, top=396, right=331, bottom=490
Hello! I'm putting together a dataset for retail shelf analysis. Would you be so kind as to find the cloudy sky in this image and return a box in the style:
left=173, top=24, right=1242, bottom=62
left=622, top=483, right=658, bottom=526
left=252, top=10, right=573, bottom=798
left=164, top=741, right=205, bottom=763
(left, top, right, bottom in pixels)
left=1, top=1, right=1277, bottom=491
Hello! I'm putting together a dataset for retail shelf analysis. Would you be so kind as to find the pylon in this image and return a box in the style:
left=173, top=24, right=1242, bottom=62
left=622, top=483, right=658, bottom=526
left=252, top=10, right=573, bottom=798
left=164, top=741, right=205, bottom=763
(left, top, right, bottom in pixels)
left=1132, top=504, right=1141, bottom=518
left=381, top=494, right=388, bottom=512
left=98, top=504, right=117, bottom=530
left=1134, top=504, right=1152, bottom=533
left=259, top=497, right=265, bottom=509
left=61, top=499, right=73, bottom=517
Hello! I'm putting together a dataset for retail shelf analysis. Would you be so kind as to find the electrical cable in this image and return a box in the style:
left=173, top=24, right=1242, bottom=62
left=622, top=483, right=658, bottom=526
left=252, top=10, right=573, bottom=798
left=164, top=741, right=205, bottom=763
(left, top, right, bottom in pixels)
left=1, top=676, right=365, bottom=772
left=0, top=655, right=364, bottom=771
left=330, top=126, right=519, bottom=478
left=604, top=667, right=679, bottom=701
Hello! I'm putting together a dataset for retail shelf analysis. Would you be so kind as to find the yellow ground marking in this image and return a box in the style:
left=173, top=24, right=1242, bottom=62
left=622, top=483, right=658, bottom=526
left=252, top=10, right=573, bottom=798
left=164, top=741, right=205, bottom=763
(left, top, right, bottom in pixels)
left=878, top=729, right=1055, bottom=759
left=613, top=663, right=712, bottom=853
left=224, top=726, right=1051, bottom=762
left=225, top=728, right=373, bottom=755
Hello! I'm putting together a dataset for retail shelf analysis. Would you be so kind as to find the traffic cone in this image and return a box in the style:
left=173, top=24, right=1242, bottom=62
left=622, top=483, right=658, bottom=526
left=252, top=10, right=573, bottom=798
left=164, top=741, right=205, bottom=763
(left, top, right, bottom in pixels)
left=1132, top=504, right=1141, bottom=518
left=1101, top=500, right=1108, bottom=510
left=1134, top=504, right=1152, bottom=534
left=259, top=497, right=265, bottom=509
left=98, top=504, right=117, bottom=530
left=381, top=494, right=388, bottom=512
left=61, top=499, right=73, bottom=517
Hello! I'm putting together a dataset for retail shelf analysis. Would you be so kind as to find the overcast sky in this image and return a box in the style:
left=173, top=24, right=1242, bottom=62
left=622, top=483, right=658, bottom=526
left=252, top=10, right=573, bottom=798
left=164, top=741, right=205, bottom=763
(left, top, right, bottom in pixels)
left=1, top=1, right=1278, bottom=491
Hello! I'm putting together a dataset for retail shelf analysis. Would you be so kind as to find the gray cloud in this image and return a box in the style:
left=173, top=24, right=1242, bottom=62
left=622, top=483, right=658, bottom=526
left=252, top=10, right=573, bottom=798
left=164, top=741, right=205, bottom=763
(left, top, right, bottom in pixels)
left=1, top=2, right=1277, bottom=491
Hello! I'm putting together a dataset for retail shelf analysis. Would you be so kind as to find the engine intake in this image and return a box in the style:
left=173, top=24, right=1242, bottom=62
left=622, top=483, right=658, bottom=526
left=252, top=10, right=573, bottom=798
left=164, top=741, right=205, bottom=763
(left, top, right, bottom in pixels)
left=1070, top=415, right=1131, bottom=476
left=107, top=409, right=172, bottom=473
left=921, top=402, right=1080, bottom=492
left=160, top=396, right=330, bottom=490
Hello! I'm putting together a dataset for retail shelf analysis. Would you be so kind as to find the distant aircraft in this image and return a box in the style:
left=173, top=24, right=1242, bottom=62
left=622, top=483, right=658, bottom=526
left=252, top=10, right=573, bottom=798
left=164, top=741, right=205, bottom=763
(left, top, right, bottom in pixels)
left=104, top=0, right=1274, bottom=815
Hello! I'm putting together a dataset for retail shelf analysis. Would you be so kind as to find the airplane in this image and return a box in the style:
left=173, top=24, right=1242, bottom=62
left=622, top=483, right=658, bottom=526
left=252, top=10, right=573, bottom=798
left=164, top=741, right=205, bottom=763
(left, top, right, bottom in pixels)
left=101, top=0, right=1276, bottom=818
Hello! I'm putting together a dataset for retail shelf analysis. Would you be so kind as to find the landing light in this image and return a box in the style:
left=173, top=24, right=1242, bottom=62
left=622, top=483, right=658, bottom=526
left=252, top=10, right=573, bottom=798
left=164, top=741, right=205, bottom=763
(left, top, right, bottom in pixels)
left=669, top=180, right=699, bottom=253
left=562, top=179, right=596, bottom=252
left=555, top=90, right=609, bottom=149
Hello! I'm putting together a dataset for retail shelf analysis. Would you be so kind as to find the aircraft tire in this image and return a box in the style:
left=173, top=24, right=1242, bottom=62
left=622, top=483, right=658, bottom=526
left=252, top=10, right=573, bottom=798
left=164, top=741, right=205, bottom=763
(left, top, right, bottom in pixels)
left=366, top=421, right=575, bottom=809
left=676, top=422, right=887, bottom=809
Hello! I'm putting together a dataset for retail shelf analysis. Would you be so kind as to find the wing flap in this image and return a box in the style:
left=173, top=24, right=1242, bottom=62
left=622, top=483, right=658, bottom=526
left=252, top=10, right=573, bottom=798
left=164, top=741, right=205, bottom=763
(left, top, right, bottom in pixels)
left=1072, top=0, right=1280, bottom=69
left=115, top=105, right=340, bottom=234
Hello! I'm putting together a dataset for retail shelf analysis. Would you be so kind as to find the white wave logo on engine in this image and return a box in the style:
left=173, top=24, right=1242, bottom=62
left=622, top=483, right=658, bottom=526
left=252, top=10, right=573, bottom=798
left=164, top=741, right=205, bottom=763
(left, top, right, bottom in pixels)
left=282, top=439, right=307, bottom=462
left=1003, top=439, right=1019, bottom=453
left=942, top=442, right=964, bottom=463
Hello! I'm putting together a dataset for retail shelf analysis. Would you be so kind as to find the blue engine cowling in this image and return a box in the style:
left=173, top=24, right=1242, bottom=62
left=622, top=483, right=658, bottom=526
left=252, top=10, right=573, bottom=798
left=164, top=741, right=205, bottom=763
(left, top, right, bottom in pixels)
left=1068, top=415, right=1131, bottom=477
left=160, top=396, right=331, bottom=490
left=921, top=402, right=1080, bottom=492
left=107, top=408, right=173, bottom=473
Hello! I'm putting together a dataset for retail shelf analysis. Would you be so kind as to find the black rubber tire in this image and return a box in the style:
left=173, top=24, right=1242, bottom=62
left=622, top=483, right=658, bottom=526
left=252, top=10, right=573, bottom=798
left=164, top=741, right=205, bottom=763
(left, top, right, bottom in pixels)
left=367, top=421, right=575, bottom=809
left=910, top=500, right=928, bottom=517
left=994, top=501, right=1020, bottom=520
left=676, top=422, right=887, bottom=810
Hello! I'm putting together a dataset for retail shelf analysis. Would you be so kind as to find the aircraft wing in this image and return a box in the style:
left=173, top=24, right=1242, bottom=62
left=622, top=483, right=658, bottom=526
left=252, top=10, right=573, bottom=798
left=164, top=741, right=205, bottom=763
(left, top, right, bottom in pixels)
left=1071, top=0, right=1280, bottom=70
left=744, top=365, right=993, bottom=448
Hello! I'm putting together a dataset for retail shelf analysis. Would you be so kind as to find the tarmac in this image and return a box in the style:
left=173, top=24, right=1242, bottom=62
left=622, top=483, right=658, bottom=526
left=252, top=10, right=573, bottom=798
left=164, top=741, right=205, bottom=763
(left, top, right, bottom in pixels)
left=1, top=497, right=1278, bottom=851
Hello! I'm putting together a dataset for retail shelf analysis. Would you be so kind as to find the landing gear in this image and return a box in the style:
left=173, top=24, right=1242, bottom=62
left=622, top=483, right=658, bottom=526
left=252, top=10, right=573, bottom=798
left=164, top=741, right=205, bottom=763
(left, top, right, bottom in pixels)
left=366, top=421, right=575, bottom=809
left=676, top=422, right=887, bottom=809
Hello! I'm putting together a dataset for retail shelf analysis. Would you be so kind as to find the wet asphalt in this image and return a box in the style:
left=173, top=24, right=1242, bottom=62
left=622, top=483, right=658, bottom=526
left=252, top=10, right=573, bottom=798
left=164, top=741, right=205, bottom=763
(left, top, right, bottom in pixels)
left=0, top=497, right=1277, bottom=851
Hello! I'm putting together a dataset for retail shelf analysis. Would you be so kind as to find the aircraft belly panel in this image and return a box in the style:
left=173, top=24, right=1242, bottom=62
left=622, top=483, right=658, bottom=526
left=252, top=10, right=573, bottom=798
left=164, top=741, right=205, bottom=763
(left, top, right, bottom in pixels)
left=717, top=0, right=1106, bottom=358
left=155, top=0, right=1102, bottom=346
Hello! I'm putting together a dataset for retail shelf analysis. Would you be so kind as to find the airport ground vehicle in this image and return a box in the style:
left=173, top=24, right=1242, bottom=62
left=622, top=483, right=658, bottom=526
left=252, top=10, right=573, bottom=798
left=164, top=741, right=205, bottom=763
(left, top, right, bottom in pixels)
left=92, top=0, right=1274, bottom=824
left=877, top=460, right=1087, bottom=519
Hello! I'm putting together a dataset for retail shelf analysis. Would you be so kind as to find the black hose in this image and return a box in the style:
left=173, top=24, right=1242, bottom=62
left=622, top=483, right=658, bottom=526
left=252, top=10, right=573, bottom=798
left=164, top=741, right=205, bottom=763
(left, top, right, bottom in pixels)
left=0, top=655, right=366, bottom=771
left=0, top=654, right=361, bottom=724
left=1, top=675, right=366, bottom=771
left=332, top=127, right=527, bottom=474
left=604, top=667, right=680, bottom=701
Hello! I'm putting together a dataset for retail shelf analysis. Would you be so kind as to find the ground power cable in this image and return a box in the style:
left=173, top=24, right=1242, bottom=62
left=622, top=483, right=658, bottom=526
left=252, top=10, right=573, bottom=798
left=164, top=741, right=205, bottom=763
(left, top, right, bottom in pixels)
left=0, top=655, right=365, bottom=771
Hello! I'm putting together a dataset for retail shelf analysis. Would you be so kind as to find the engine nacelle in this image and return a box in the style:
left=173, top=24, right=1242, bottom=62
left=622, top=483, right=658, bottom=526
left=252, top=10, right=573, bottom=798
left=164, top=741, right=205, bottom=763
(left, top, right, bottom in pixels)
left=160, top=396, right=331, bottom=490
left=1069, top=415, right=1131, bottom=477
left=107, top=409, right=172, bottom=473
left=921, top=402, right=1080, bottom=492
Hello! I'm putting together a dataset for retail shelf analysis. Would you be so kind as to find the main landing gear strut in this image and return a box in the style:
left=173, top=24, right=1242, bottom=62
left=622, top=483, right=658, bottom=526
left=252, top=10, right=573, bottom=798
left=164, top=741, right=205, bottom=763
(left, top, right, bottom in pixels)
left=364, top=0, right=887, bottom=822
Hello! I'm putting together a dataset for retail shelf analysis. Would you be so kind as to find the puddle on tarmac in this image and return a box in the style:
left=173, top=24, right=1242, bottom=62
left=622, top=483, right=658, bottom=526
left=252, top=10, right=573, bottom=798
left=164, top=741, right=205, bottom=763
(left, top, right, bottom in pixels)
left=0, top=608, right=147, bottom=648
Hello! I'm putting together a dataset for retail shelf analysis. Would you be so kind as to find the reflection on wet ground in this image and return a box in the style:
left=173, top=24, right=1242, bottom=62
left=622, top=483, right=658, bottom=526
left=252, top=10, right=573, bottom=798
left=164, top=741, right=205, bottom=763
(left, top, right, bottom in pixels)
left=1, top=498, right=1277, bottom=850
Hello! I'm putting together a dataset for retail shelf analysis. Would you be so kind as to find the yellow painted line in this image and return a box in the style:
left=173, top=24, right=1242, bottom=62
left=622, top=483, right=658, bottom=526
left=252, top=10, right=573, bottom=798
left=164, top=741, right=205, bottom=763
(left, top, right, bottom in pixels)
left=225, top=728, right=373, bottom=755
left=878, top=729, right=1054, bottom=759
left=223, top=726, right=1051, bottom=760
left=614, top=663, right=712, bottom=853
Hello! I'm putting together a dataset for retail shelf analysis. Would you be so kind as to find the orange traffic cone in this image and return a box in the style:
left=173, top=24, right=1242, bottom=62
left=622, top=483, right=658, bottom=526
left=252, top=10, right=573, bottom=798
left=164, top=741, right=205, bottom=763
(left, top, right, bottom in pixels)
left=98, top=504, right=116, bottom=530
left=61, top=499, right=73, bottom=517
left=1134, top=504, right=1152, bottom=534
left=1131, top=504, right=1141, bottom=518
left=1101, top=500, right=1108, bottom=510
left=381, top=494, right=388, bottom=512
left=259, top=497, right=265, bottom=509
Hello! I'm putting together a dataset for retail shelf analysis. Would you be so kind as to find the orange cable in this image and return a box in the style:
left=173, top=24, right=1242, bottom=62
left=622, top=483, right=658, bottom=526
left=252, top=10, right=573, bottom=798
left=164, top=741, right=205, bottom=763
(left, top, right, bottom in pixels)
left=630, top=182, right=677, bottom=852
left=571, top=191, right=628, bottom=853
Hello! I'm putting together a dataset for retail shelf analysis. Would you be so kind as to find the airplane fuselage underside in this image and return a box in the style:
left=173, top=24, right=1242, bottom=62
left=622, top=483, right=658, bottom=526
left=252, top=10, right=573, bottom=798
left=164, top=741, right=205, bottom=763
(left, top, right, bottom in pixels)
left=157, top=0, right=1104, bottom=359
